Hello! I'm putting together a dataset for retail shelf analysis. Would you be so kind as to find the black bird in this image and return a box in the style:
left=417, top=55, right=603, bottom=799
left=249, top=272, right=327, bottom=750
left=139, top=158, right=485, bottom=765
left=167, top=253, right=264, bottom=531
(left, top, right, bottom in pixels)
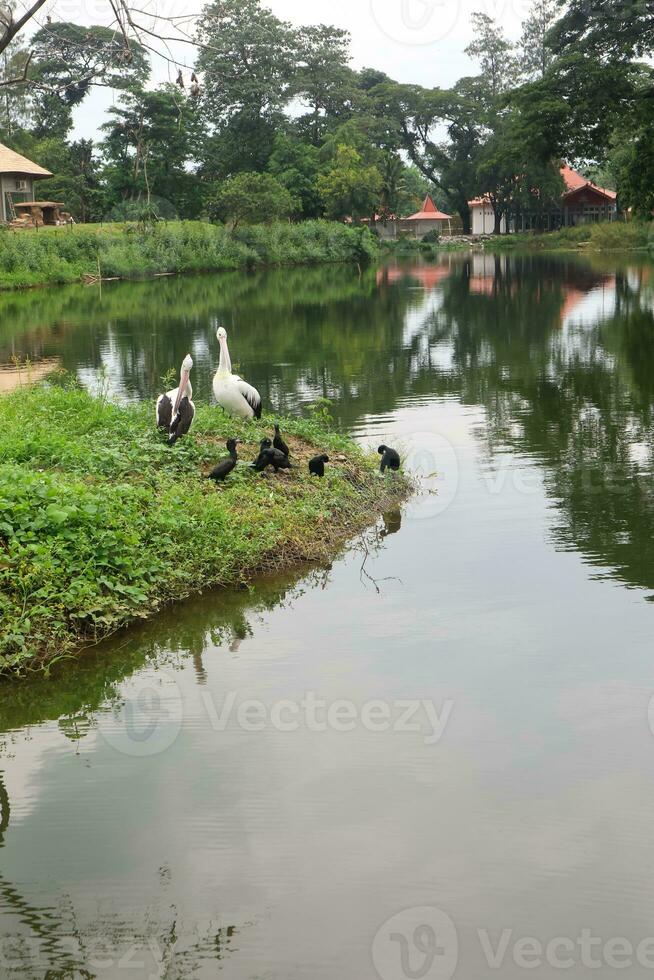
left=206, top=439, right=241, bottom=482
left=273, top=423, right=290, bottom=458
left=378, top=445, right=401, bottom=473
left=251, top=437, right=272, bottom=470
left=309, top=453, right=329, bottom=477
left=256, top=447, right=292, bottom=473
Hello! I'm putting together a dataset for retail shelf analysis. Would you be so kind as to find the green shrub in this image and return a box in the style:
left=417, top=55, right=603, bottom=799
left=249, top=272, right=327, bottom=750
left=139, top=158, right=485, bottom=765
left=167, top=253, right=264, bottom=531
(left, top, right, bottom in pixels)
left=0, top=220, right=380, bottom=291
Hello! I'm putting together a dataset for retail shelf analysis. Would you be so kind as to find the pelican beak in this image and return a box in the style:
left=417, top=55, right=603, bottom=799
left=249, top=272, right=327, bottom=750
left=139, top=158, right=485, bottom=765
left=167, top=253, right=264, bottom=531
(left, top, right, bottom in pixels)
left=173, top=368, right=190, bottom=414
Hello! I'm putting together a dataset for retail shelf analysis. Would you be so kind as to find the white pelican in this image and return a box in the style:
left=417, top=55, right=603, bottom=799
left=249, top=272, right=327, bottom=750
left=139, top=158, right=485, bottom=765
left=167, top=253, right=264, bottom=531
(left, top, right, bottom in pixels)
left=213, top=327, right=262, bottom=420
left=156, top=354, right=196, bottom=445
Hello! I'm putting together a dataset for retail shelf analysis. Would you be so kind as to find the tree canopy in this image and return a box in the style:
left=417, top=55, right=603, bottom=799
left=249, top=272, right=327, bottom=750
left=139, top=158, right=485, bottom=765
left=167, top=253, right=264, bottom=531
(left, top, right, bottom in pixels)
left=0, top=0, right=648, bottom=231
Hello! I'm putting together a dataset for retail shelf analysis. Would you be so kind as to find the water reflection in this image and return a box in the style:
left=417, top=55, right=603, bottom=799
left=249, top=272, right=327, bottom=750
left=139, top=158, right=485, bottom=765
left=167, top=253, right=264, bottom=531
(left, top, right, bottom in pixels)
left=3, top=251, right=654, bottom=598
left=0, top=569, right=319, bottom=978
left=4, top=253, right=654, bottom=977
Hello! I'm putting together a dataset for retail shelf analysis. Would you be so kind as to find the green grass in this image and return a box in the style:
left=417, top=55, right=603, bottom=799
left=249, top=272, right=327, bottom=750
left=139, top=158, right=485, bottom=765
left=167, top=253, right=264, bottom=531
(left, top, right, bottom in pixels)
left=0, top=220, right=379, bottom=290
left=478, top=220, right=651, bottom=252
left=0, top=384, right=409, bottom=676
left=381, top=221, right=652, bottom=254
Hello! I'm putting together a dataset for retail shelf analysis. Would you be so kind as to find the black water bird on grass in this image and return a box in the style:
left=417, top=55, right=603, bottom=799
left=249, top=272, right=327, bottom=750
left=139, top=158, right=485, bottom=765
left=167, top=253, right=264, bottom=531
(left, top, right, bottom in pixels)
left=309, top=454, right=330, bottom=478
left=156, top=354, right=195, bottom=445
left=251, top=437, right=272, bottom=470
left=378, top=445, right=401, bottom=473
left=273, top=424, right=290, bottom=458
left=206, top=439, right=241, bottom=482
left=255, top=447, right=292, bottom=473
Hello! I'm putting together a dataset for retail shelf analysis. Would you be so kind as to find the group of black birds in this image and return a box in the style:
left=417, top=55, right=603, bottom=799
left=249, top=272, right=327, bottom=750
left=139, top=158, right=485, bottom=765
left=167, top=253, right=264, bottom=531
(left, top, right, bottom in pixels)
left=204, top=424, right=401, bottom=484
left=205, top=423, right=331, bottom=483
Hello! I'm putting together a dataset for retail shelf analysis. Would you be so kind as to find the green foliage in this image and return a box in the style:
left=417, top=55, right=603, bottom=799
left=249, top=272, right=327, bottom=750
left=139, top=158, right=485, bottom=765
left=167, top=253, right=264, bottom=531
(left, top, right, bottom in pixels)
left=421, top=229, right=441, bottom=244
left=268, top=133, right=322, bottom=218
left=208, top=172, right=299, bottom=226
left=0, top=0, right=645, bottom=243
left=608, top=121, right=654, bottom=218
left=464, top=13, right=518, bottom=101
left=293, top=25, right=355, bottom=143
left=518, top=0, right=558, bottom=81
left=196, top=0, right=297, bottom=118
left=31, top=22, right=149, bottom=100
left=28, top=22, right=149, bottom=139
left=480, top=220, right=650, bottom=252
left=101, top=86, right=203, bottom=220
left=0, top=220, right=379, bottom=289
left=317, top=144, right=382, bottom=220
left=0, top=385, right=407, bottom=673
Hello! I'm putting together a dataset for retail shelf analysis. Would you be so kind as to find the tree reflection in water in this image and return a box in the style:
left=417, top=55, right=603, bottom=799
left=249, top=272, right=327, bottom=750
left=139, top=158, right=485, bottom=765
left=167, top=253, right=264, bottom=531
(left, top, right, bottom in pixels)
left=0, top=571, right=312, bottom=976
left=3, top=251, right=654, bottom=605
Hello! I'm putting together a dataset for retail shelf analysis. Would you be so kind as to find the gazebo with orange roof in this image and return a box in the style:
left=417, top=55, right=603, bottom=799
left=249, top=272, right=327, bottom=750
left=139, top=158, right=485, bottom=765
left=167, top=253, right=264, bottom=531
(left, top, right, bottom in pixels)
left=405, top=194, right=453, bottom=236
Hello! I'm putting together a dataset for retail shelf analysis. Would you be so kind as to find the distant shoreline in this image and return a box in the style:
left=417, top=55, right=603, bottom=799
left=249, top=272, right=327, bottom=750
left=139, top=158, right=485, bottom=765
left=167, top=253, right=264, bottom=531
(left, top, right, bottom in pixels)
left=383, top=220, right=651, bottom=257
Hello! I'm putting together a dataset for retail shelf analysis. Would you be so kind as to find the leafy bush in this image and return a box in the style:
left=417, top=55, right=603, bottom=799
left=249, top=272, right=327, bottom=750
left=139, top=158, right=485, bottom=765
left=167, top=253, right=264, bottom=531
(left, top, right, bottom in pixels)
left=0, top=220, right=380, bottom=290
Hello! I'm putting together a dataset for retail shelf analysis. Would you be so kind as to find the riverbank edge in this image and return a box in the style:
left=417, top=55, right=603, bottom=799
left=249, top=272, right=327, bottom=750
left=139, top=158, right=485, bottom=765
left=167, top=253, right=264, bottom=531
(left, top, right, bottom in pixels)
left=382, top=220, right=651, bottom=257
left=0, top=220, right=378, bottom=292
left=0, top=386, right=411, bottom=678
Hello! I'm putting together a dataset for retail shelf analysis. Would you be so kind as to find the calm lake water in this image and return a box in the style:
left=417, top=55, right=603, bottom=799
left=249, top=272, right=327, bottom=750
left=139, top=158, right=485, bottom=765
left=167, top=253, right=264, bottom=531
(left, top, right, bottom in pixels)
left=3, top=252, right=654, bottom=979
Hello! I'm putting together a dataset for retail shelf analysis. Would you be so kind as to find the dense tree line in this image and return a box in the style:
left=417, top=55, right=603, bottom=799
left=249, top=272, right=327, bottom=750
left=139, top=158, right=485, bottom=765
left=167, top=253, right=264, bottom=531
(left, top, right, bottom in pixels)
left=0, top=0, right=650, bottom=230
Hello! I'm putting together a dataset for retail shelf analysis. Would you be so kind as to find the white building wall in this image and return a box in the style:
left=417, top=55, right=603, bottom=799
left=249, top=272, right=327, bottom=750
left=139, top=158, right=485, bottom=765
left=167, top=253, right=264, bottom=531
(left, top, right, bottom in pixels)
left=470, top=204, right=506, bottom=235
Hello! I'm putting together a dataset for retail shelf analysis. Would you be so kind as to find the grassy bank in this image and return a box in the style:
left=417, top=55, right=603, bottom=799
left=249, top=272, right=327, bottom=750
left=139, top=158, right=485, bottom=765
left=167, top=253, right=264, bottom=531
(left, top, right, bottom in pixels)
left=382, top=221, right=652, bottom=255
left=0, top=220, right=378, bottom=290
left=0, top=384, right=409, bottom=676
left=480, top=220, right=651, bottom=252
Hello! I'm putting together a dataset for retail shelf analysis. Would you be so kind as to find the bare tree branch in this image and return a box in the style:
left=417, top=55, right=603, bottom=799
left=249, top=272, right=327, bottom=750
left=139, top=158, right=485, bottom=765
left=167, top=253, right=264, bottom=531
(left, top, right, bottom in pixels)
left=0, top=0, right=48, bottom=56
left=0, top=49, right=32, bottom=87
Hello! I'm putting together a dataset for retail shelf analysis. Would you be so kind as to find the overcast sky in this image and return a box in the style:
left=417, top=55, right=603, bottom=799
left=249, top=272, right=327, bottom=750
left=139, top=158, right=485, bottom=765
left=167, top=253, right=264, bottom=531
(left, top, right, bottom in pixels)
left=62, top=0, right=530, bottom=140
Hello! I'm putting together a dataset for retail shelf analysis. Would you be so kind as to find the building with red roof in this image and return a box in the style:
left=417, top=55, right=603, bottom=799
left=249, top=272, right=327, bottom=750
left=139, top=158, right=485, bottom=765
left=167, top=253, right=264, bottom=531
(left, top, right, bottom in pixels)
left=468, top=164, right=618, bottom=235
left=405, top=195, right=453, bottom=233
left=366, top=194, right=454, bottom=240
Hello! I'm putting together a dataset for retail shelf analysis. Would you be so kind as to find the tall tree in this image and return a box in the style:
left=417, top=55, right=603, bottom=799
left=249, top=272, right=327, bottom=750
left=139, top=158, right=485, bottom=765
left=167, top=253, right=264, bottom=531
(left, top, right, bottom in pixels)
left=101, top=86, right=201, bottom=218
left=548, top=0, right=654, bottom=62
left=518, top=0, right=558, bottom=81
left=465, top=14, right=518, bottom=102
left=195, top=0, right=297, bottom=119
left=28, top=22, right=148, bottom=138
left=0, top=42, right=32, bottom=137
left=293, top=25, right=355, bottom=143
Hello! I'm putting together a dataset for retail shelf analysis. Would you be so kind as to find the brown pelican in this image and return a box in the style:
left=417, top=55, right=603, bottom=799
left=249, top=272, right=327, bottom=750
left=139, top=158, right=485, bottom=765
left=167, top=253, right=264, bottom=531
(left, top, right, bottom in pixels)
left=156, top=354, right=195, bottom=445
left=213, top=327, right=262, bottom=420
